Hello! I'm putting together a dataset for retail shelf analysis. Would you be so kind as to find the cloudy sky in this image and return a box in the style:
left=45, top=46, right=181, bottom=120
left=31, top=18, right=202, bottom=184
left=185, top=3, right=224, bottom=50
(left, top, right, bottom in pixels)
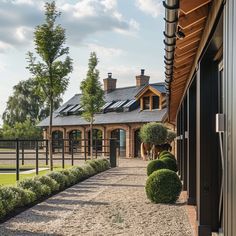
left=0, top=0, right=164, bottom=125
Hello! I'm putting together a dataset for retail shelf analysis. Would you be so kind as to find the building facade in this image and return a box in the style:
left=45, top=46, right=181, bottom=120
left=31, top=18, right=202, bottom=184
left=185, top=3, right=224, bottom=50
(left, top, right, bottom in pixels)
left=163, top=0, right=236, bottom=235
left=38, top=70, right=167, bottom=158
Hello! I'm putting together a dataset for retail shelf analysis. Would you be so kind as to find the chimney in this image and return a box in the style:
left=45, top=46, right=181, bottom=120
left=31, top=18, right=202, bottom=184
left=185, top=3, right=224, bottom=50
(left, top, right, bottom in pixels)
left=136, top=69, right=150, bottom=87
left=103, top=73, right=117, bottom=92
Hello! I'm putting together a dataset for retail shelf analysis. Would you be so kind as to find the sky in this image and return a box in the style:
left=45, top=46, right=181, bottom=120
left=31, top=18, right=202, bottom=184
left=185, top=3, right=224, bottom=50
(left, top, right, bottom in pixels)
left=0, top=0, right=165, bottom=125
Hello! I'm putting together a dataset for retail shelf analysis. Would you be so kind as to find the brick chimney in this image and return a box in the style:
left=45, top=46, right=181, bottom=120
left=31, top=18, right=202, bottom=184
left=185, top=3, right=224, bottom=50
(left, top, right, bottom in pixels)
left=136, top=69, right=150, bottom=87
left=103, top=73, right=117, bottom=92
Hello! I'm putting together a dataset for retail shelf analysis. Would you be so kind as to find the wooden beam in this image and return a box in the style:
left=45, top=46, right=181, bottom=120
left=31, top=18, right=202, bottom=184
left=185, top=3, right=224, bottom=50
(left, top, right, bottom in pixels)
left=180, top=0, right=211, bottom=15
left=183, top=20, right=205, bottom=38
left=177, top=30, right=202, bottom=49
left=175, top=47, right=198, bottom=58
left=175, top=51, right=197, bottom=63
left=175, top=41, right=199, bottom=56
left=174, top=58, right=194, bottom=68
left=174, top=65, right=192, bottom=75
left=179, top=5, right=209, bottom=29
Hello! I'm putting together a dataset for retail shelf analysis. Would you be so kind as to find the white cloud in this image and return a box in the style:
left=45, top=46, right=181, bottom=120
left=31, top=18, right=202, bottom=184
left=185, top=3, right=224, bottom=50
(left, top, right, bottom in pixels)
left=87, top=43, right=124, bottom=57
left=136, top=0, right=163, bottom=18
left=0, top=41, right=13, bottom=53
left=0, top=0, right=139, bottom=53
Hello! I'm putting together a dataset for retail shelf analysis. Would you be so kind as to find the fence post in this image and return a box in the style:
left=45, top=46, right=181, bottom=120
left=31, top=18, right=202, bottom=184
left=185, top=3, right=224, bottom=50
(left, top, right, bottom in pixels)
left=71, top=139, right=74, bottom=166
left=84, top=139, right=87, bottom=161
left=109, top=139, right=117, bottom=168
left=36, top=140, right=39, bottom=175
left=21, top=141, right=24, bottom=165
left=46, top=140, right=49, bottom=166
left=61, top=139, right=65, bottom=169
left=16, top=139, right=20, bottom=181
left=95, top=138, right=98, bottom=159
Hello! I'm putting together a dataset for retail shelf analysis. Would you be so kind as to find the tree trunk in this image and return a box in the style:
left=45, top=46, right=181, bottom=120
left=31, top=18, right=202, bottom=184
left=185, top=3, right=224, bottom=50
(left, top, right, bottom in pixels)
left=49, top=97, right=53, bottom=171
left=90, top=120, right=93, bottom=159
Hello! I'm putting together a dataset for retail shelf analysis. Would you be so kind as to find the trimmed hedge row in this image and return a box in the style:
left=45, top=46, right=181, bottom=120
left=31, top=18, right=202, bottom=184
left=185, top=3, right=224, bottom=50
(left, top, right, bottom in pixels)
left=0, top=158, right=110, bottom=220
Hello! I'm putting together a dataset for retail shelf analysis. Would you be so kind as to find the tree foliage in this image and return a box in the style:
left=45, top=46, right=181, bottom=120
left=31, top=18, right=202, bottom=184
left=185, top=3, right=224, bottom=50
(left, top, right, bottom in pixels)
left=166, top=130, right=176, bottom=143
left=80, top=52, right=104, bottom=158
left=26, top=1, right=73, bottom=169
left=139, top=122, right=168, bottom=145
left=80, top=52, right=105, bottom=122
left=1, top=119, right=42, bottom=139
left=2, top=78, right=62, bottom=126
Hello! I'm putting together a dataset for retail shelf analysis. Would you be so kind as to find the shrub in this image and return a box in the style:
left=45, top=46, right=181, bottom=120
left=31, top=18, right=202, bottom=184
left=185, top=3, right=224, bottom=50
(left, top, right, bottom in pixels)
left=159, top=152, right=176, bottom=160
left=82, top=164, right=96, bottom=178
left=161, top=157, right=178, bottom=172
left=145, top=169, right=182, bottom=204
left=0, top=201, right=6, bottom=219
left=147, top=159, right=167, bottom=176
left=70, top=166, right=85, bottom=182
left=18, top=178, right=51, bottom=198
left=60, top=169, right=77, bottom=186
left=86, top=159, right=105, bottom=173
left=140, top=122, right=168, bottom=145
left=159, top=150, right=170, bottom=157
left=166, top=130, right=176, bottom=143
left=47, top=172, right=68, bottom=190
left=7, top=186, right=35, bottom=207
left=0, top=186, right=20, bottom=212
left=35, top=175, right=59, bottom=192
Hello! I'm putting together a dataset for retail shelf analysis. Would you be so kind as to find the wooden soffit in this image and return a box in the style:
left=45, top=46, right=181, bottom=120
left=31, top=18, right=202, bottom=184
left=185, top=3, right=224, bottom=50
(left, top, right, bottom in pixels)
left=168, top=0, right=213, bottom=123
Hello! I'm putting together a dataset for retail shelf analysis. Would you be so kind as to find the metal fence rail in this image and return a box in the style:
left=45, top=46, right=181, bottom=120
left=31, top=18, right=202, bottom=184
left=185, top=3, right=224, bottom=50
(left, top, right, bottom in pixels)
left=0, top=138, right=118, bottom=181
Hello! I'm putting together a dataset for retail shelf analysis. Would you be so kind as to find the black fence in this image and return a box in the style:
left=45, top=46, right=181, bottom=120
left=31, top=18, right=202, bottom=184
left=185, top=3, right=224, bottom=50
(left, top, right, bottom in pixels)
left=0, top=138, right=118, bottom=181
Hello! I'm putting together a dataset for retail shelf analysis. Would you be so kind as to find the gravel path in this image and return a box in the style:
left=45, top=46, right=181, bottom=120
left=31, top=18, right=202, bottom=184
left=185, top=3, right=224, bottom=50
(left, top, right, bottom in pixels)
left=0, top=159, right=193, bottom=236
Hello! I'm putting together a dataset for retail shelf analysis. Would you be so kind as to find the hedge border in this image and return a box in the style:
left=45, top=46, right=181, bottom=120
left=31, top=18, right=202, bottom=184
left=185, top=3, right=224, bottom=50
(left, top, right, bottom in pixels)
left=0, top=158, right=110, bottom=222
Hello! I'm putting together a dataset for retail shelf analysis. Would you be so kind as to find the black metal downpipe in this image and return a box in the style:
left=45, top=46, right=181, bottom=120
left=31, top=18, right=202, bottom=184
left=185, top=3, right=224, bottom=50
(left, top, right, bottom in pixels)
left=163, top=0, right=179, bottom=111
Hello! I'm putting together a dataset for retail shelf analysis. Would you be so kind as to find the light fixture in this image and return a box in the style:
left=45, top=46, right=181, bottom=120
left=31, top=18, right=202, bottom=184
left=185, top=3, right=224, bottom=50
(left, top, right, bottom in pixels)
left=176, top=27, right=185, bottom=39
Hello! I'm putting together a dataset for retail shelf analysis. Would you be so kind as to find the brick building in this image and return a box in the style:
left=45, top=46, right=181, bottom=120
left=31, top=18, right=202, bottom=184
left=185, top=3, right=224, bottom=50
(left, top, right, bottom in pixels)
left=38, top=70, right=167, bottom=158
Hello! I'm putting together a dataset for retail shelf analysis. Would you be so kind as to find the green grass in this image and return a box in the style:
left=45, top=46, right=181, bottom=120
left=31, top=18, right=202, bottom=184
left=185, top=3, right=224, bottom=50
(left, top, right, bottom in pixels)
left=0, top=165, right=73, bottom=186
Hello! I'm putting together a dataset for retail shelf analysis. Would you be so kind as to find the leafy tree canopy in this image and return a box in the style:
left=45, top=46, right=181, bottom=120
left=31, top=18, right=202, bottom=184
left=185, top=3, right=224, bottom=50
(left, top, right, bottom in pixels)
left=1, top=119, right=42, bottom=139
left=2, top=78, right=62, bottom=126
left=139, top=122, right=168, bottom=145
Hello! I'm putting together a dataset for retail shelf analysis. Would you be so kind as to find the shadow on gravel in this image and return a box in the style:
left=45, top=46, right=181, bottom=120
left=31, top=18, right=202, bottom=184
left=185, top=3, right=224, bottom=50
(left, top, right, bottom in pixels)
left=0, top=227, right=59, bottom=236
left=46, top=198, right=109, bottom=206
left=81, top=182, right=145, bottom=188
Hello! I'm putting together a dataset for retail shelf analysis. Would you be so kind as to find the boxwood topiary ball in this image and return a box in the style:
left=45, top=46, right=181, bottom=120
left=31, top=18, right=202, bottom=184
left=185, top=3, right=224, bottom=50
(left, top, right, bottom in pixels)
left=159, top=152, right=176, bottom=161
left=159, top=150, right=170, bottom=157
left=145, top=169, right=182, bottom=204
left=161, top=157, right=178, bottom=172
left=147, top=159, right=167, bottom=176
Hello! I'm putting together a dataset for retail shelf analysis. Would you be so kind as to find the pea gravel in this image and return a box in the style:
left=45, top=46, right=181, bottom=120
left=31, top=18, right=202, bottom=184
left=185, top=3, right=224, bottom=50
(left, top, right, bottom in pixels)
left=0, top=159, right=193, bottom=236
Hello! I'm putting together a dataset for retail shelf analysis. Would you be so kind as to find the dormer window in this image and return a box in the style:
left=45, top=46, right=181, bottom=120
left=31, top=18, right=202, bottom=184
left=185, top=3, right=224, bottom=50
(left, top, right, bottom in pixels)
left=152, top=96, right=160, bottom=109
left=143, top=96, right=150, bottom=110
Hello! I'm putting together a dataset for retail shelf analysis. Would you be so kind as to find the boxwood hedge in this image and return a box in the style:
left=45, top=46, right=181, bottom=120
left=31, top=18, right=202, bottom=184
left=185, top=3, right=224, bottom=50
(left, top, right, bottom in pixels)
left=0, top=158, right=110, bottom=220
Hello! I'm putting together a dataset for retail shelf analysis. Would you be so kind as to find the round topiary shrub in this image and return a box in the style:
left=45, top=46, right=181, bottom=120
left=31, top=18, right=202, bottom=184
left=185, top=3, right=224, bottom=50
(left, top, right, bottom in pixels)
left=161, top=157, right=178, bottom=172
left=159, top=150, right=170, bottom=157
left=147, top=159, right=167, bottom=176
left=145, top=169, right=182, bottom=204
left=159, top=152, right=176, bottom=160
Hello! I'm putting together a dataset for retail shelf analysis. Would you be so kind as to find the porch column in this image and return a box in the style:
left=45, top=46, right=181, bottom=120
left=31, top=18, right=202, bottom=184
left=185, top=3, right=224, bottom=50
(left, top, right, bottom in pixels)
left=187, top=79, right=196, bottom=205
left=196, top=57, right=220, bottom=235
left=182, top=97, right=188, bottom=191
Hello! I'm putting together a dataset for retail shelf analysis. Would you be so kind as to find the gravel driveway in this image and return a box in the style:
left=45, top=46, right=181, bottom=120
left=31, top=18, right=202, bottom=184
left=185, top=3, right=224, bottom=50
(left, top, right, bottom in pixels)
left=0, top=159, right=193, bottom=236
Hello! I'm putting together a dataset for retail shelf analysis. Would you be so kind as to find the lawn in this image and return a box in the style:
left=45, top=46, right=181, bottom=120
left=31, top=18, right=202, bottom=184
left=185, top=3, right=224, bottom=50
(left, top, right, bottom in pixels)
left=0, top=165, right=73, bottom=186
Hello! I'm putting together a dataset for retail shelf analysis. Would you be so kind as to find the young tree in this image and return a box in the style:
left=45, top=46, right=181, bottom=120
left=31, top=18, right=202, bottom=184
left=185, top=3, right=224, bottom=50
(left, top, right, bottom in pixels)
left=80, top=52, right=105, bottom=159
left=27, top=1, right=73, bottom=170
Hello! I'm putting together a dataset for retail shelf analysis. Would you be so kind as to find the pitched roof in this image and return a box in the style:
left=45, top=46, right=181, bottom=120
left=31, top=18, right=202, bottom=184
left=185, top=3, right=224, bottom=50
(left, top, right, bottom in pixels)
left=38, top=82, right=166, bottom=127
